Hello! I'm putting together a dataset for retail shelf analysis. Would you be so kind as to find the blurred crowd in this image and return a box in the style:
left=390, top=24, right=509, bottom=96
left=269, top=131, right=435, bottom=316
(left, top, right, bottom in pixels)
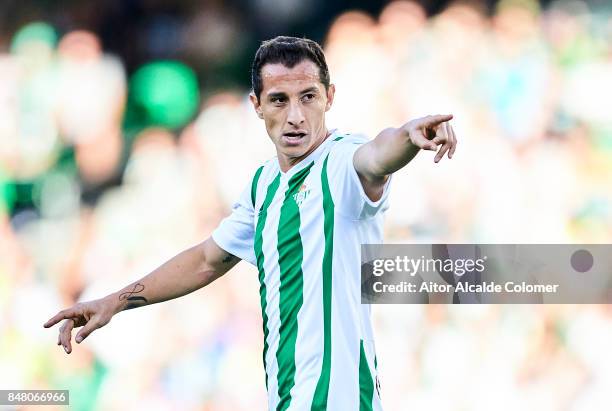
left=1, top=0, right=612, bottom=410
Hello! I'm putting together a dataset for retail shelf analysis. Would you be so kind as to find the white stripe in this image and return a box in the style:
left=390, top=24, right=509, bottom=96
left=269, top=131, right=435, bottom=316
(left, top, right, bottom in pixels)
left=262, top=177, right=286, bottom=410
left=327, top=215, right=361, bottom=409
left=287, top=165, right=326, bottom=410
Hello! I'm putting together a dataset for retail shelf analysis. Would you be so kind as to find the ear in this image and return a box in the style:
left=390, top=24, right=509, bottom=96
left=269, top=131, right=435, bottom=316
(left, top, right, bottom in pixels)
left=249, top=92, right=264, bottom=119
left=325, top=84, right=335, bottom=112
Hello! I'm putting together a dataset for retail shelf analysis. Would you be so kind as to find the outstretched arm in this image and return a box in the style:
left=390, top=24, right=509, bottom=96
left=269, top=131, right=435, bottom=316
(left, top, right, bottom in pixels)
left=44, top=237, right=237, bottom=353
left=353, top=114, right=457, bottom=201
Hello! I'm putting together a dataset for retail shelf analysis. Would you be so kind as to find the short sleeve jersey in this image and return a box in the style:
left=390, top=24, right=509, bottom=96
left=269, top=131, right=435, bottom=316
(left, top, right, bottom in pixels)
left=213, top=130, right=389, bottom=411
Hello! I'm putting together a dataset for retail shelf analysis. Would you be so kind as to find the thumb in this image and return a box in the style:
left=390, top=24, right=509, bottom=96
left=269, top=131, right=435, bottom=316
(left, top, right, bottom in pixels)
left=75, top=317, right=102, bottom=343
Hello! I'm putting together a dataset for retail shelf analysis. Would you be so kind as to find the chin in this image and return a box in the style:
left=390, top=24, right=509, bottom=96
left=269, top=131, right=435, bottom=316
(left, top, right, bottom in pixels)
left=282, top=146, right=309, bottom=158
left=279, top=137, right=311, bottom=154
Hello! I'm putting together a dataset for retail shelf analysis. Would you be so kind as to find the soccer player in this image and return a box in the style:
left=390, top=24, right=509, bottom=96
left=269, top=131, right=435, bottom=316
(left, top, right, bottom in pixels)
left=44, top=36, right=457, bottom=410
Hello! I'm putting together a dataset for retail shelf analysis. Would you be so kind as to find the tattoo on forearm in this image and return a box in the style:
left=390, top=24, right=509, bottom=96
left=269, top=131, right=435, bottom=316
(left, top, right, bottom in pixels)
left=118, top=283, right=145, bottom=300
left=124, top=297, right=148, bottom=310
left=119, top=282, right=149, bottom=310
left=222, top=254, right=235, bottom=264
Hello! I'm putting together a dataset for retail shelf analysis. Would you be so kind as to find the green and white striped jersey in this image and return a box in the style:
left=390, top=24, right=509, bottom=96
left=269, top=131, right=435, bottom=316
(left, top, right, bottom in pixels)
left=212, top=130, right=390, bottom=410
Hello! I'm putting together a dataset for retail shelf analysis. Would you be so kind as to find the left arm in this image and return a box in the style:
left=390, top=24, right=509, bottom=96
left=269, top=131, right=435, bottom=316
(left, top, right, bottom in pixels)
left=353, top=114, right=457, bottom=201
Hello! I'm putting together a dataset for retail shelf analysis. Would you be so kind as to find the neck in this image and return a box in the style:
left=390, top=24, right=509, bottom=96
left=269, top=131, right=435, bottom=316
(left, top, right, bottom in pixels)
left=278, top=128, right=331, bottom=172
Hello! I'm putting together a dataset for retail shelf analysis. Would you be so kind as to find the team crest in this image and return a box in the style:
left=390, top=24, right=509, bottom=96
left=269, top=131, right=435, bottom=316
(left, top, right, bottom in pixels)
left=292, top=184, right=311, bottom=206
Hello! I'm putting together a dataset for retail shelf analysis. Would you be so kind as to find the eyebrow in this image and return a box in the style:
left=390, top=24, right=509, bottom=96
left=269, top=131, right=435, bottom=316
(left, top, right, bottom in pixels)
left=299, top=87, right=319, bottom=95
left=266, top=87, right=319, bottom=100
left=267, top=91, right=287, bottom=100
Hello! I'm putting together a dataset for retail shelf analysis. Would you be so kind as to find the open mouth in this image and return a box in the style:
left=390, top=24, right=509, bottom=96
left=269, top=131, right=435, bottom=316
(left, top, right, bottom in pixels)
left=283, top=132, right=307, bottom=145
left=284, top=132, right=306, bottom=138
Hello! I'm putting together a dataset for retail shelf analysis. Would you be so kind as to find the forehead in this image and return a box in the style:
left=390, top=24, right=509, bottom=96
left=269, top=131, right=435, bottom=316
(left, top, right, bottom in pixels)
left=260, top=60, right=323, bottom=95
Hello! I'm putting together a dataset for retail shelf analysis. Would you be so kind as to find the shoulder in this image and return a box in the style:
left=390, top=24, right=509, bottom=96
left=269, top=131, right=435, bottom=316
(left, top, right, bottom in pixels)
left=330, top=132, right=369, bottom=145
left=255, top=159, right=281, bottom=190
left=326, top=132, right=370, bottom=162
left=249, top=157, right=280, bottom=207
left=253, top=157, right=280, bottom=181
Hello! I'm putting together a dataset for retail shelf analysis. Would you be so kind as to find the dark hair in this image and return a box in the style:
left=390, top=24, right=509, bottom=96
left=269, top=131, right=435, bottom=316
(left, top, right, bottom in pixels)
left=251, top=36, right=330, bottom=101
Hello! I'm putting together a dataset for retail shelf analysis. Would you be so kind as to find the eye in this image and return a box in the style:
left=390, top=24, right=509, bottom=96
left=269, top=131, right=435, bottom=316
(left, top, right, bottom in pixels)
left=270, top=96, right=286, bottom=105
left=302, top=93, right=315, bottom=102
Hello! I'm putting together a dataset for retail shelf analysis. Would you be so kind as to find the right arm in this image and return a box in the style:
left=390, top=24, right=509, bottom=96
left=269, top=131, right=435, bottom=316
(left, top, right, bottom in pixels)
left=110, top=237, right=238, bottom=312
left=43, top=237, right=237, bottom=353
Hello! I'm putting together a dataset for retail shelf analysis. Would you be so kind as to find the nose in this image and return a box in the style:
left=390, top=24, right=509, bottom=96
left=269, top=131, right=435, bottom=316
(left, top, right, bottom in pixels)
left=287, top=101, right=305, bottom=126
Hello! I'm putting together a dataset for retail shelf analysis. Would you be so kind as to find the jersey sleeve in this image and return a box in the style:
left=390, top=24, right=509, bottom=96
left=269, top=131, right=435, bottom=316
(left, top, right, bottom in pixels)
left=212, top=179, right=257, bottom=266
left=327, top=135, right=392, bottom=220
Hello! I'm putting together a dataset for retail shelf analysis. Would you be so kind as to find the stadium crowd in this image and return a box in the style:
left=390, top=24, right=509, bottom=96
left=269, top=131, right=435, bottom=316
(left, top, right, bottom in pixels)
left=1, top=0, right=611, bottom=409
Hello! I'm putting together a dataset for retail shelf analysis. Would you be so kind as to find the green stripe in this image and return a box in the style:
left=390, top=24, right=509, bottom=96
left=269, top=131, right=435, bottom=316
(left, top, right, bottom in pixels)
left=333, top=136, right=344, bottom=141
left=251, top=166, right=264, bottom=207
left=311, top=154, right=334, bottom=410
left=276, top=162, right=314, bottom=411
left=359, top=339, right=374, bottom=411
left=254, top=172, right=281, bottom=390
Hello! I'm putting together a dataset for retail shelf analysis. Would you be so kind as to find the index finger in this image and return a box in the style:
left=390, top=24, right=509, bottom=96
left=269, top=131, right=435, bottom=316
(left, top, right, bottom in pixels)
left=44, top=308, right=78, bottom=328
left=420, top=114, right=453, bottom=128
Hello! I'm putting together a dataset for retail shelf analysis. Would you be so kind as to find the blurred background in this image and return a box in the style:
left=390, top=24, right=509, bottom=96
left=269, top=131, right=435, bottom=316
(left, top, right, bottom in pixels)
left=1, top=0, right=612, bottom=409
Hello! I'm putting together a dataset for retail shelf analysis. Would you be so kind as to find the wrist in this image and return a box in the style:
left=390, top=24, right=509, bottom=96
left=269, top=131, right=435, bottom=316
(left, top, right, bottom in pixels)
left=398, top=126, right=418, bottom=150
left=104, top=292, right=126, bottom=315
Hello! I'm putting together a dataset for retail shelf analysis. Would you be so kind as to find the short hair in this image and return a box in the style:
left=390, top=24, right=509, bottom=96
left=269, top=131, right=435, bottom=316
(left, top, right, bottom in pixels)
left=251, top=36, right=330, bottom=101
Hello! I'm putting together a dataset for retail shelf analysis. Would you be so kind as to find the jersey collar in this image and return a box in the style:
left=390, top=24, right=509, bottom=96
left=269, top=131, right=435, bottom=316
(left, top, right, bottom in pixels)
left=278, top=128, right=339, bottom=178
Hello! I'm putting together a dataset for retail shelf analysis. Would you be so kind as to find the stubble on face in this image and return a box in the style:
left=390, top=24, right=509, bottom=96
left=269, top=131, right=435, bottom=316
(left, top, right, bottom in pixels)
left=252, top=60, right=334, bottom=172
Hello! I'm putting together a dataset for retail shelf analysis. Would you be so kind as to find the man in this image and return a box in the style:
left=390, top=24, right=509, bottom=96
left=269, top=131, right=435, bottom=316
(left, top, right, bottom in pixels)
left=44, top=36, right=457, bottom=410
